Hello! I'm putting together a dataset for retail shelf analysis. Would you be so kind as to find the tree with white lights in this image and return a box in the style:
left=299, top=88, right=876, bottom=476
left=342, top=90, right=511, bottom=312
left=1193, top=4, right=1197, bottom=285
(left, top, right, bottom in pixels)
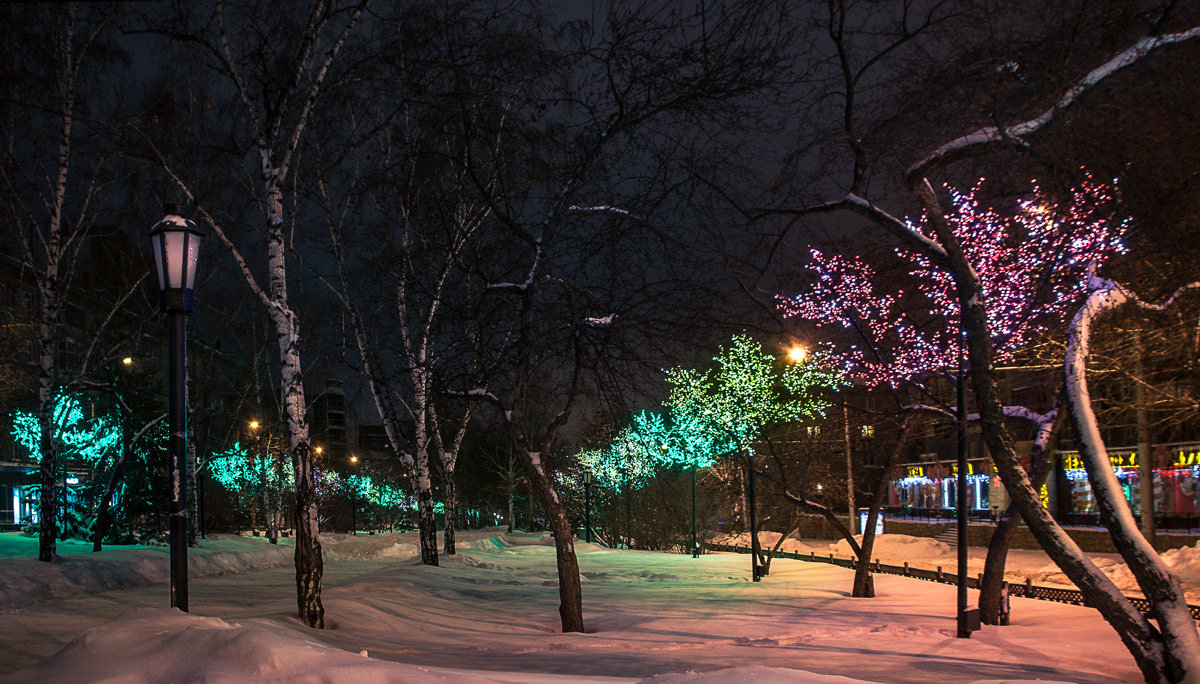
left=664, top=334, right=842, bottom=572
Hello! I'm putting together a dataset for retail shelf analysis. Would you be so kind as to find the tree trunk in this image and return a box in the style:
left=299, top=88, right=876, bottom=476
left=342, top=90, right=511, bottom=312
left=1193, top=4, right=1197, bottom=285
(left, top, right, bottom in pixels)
left=506, top=479, right=514, bottom=533
left=979, top=401, right=1063, bottom=625
left=1062, top=284, right=1199, bottom=682
left=853, top=416, right=917, bottom=597
left=268, top=218, right=324, bottom=628
left=187, top=438, right=199, bottom=547
left=934, top=207, right=1198, bottom=683
left=92, top=430, right=135, bottom=552
left=444, top=470, right=457, bottom=555
left=36, top=288, right=60, bottom=562
left=523, top=450, right=584, bottom=632
left=414, top=454, right=438, bottom=566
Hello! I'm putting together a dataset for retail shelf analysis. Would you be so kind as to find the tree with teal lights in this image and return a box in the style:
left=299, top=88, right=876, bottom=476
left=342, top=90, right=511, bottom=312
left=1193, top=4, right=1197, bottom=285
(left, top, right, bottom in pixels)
left=209, top=440, right=293, bottom=541
left=11, top=390, right=166, bottom=547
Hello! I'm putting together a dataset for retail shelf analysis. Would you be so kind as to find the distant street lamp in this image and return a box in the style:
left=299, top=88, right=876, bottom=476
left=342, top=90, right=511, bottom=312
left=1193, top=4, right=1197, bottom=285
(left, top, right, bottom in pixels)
left=349, top=454, right=359, bottom=535
left=582, top=471, right=593, bottom=543
left=149, top=203, right=203, bottom=612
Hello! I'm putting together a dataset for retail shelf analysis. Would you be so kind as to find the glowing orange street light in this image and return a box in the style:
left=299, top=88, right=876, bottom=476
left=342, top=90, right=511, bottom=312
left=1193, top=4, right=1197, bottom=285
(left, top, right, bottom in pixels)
left=314, top=446, right=324, bottom=455
left=248, top=420, right=260, bottom=430
left=349, top=455, right=358, bottom=464
left=788, top=346, right=807, bottom=364
left=122, top=356, right=133, bottom=366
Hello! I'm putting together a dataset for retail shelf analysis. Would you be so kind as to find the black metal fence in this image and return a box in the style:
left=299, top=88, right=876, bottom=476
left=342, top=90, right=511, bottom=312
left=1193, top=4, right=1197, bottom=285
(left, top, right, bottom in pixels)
left=705, top=542, right=1200, bottom=621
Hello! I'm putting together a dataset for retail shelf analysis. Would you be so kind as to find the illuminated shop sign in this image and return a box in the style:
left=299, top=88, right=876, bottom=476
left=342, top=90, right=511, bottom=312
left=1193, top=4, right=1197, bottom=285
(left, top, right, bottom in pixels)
left=1059, top=444, right=1200, bottom=471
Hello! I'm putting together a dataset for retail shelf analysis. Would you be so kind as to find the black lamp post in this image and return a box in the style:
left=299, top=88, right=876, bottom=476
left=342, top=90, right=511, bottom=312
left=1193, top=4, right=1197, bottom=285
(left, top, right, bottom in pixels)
left=582, top=471, right=593, bottom=543
left=149, top=203, right=203, bottom=612
left=691, top=465, right=700, bottom=558
left=956, top=332, right=980, bottom=637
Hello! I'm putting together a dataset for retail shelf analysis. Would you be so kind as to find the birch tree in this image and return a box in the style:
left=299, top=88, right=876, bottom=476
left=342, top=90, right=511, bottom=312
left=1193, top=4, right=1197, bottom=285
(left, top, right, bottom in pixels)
left=144, top=0, right=369, bottom=628
left=0, top=3, right=132, bottom=562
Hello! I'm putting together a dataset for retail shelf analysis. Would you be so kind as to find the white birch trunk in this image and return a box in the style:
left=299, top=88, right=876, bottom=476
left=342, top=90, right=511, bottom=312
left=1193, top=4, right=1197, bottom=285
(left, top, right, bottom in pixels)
left=1065, top=281, right=1200, bottom=681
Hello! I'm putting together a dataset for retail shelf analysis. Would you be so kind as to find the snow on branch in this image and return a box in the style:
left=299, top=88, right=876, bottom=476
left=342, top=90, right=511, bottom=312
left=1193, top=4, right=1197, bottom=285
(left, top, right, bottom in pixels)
left=909, top=25, right=1200, bottom=178
left=445, top=388, right=506, bottom=416
left=485, top=281, right=529, bottom=292
left=583, top=314, right=617, bottom=327
left=844, top=193, right=948, bottom=261
left=568, top=205, right=643, bottom=221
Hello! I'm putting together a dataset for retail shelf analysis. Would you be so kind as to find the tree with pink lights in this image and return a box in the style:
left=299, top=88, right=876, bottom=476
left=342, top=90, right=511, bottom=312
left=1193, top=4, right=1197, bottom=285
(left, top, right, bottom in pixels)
left=776, top=174, right=1199, bottom=678
left=780, top=177, right=1123, bottom=616
left=778, top=175, right=1127, bottom=392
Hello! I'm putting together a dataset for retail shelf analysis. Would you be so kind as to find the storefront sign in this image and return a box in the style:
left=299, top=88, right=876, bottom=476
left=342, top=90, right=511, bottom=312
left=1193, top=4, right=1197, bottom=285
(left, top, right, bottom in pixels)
left=1060, top=443, right=1200, bottom=471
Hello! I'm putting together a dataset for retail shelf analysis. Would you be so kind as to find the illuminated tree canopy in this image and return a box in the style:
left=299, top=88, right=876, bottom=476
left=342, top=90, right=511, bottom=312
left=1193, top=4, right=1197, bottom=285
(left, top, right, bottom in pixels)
left=209, top=442, right=294, bottom=495
left=579, top=335, right=843, bottom=489
left=664, top=334, right=843, bottom=455
left=12, top=392, right=122, bottom=469
left=777, top=176, right=1127, bottom=388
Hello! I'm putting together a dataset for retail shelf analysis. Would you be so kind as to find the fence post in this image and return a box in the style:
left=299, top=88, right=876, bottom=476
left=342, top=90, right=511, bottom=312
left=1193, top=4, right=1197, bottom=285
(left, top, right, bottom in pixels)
left=904, top=561, right=909, bottom=576
left=1025, top=577, right=1034, bottom=599
left=875, top=558, right=880, bottom=572
left=936, top=565, right=943, bottom=582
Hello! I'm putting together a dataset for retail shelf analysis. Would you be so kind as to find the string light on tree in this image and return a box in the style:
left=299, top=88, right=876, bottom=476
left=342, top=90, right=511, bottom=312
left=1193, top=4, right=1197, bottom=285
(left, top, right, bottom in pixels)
left=777, top=174, right=1128, bottom=388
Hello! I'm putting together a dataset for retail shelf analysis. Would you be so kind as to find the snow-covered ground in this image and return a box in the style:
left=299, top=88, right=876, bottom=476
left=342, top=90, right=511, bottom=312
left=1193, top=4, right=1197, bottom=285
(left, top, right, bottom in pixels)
left=0, top=528, right=1193, bottom=683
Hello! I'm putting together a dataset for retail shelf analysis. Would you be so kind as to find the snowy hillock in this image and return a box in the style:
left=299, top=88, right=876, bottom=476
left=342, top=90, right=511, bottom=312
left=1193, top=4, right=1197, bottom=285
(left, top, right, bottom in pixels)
left=0, top=530, right=508, bottom=609
left=828, top=534, right=953, bottom=563
left=0, top=608, right=512, bottom=684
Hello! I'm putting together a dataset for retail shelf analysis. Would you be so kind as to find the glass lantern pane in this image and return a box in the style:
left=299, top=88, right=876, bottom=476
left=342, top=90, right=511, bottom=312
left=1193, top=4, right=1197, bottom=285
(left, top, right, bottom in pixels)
left=163, top=230, right=186, bottom=288
left=150, top=232, right=167, bottom=291
left=185, top=231, right=200, bottom=290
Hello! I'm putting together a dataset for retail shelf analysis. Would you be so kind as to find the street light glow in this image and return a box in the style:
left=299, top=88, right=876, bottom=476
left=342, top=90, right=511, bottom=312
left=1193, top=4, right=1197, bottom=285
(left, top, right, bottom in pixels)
left=122, top=357, right=133, bottom=366
left=248, top=420, right=260, bottom=430
left=349, top=455, right=358, bottom=464
left=788, top=346, right=807, bottom=363
left=314, top=446, right=323, bottom=455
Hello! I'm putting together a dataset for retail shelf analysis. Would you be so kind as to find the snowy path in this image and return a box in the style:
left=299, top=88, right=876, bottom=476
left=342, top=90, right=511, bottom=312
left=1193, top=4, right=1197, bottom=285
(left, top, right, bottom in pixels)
left=0, top=530, right=1151, bottom=682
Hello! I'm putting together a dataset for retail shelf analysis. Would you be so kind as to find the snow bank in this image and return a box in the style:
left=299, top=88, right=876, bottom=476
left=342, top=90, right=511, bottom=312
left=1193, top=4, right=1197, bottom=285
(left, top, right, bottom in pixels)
left=710, top=532, right=953, bottom=565
left=0, top=608, right=510, bottom=684
left=0, top=609, right=891, bottom=684
left=829, top=534, right=953, bottom=564
left=0, top=534, right=296, bottom=609
left=1161, top=540, right=1200, bottom=585
left=640, top=666, right=878, bottom=683
left=0, top=531, right=506, bottom=609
